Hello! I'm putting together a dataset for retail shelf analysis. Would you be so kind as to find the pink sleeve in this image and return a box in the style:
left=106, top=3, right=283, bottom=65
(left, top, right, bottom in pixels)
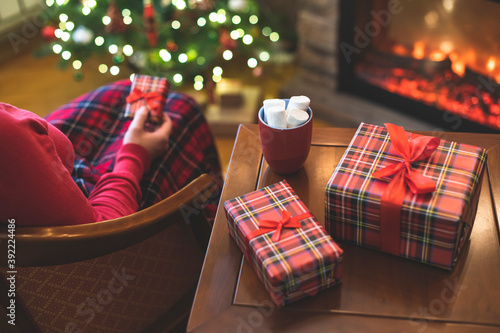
left=0, top=107, right=96, bottom=226
left=0, top=104, right=151, bottom=226
left=88, top=143, right=151, bottom=221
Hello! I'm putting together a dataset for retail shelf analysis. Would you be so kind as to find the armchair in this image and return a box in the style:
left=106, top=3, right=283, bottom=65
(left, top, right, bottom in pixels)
left=0, top=174, right=218, bottom=333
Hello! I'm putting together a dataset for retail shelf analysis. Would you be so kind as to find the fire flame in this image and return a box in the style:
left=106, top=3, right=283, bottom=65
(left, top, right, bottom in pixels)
left=487, top=57, right=496, bottom=72
left=393, top=45, right=408, bottom=56
left=361, top=42, right=500, bottom=130
left=451, top=61, right=466, bottom=77
left=412, top=42, right=425, bottom=60
left=430, top=52, right=446, bottom=62
left=440, top=41, right=454, bottom=54
left=405, top=42, right=500, bottom=79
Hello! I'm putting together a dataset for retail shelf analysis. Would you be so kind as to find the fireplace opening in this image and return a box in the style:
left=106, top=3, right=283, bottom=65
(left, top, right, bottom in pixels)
left=338, top=0, right=500, bottom=133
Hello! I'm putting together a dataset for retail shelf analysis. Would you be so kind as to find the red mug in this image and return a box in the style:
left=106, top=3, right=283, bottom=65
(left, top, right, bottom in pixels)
left=258, top=100, right=313, bottom=174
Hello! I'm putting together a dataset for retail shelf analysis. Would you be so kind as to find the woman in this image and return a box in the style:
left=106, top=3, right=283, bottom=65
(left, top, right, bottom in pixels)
left=0, top=79, right=222, bottom=225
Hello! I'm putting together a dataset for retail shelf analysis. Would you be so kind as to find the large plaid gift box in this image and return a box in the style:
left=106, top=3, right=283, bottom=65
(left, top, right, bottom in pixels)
left=125, top=74, right=170, bottom=124
left=224, top=180, right=343, bottom=307
left=325, top=122, right=487, bottom=270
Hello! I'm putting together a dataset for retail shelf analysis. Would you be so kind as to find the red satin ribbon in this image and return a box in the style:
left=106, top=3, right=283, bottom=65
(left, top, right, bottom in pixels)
left=372, top=123, right=440, bottom=255
left=126, top=88, right=162, bottom=113
left=246, top=210, right=312, bottom=244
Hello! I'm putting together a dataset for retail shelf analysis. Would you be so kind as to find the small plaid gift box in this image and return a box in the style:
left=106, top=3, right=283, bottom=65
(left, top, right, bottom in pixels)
left=325, top=122, right=487, bottom=270
left=125, top=74, right=170, bottom=124
left=224, top=180, right=343, bottom=307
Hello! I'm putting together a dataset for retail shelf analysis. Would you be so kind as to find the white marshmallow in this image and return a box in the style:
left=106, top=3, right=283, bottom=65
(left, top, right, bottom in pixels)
left=286, top=95, right=310, bottom=111
left=263, top=98, right=286, bottom=110
left=266, top=105, right=287, bottom=129
left=263, top=99, right=286, bottom=123
left=287, top=109, right=309, bottom=128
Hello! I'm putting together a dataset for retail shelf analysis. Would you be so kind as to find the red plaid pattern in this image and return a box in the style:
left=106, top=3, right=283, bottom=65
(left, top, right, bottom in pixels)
left=224, top=180, right=343, bottom=307
left=45, top=79, right=222, bottom=222
left=325, top=122, right=487, bottom=269
left=125, top=74, right=169, bottom=123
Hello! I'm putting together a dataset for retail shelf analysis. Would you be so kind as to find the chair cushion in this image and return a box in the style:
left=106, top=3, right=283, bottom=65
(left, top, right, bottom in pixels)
left=11, top=222, right=204, bottom=333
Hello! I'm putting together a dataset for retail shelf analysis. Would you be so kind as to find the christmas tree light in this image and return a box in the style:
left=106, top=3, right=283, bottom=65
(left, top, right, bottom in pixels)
left=37, top=0, right=284, bottom=87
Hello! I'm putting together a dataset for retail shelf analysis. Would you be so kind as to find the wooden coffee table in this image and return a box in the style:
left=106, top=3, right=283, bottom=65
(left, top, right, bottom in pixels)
left=187, top=124, right=500, bottom=332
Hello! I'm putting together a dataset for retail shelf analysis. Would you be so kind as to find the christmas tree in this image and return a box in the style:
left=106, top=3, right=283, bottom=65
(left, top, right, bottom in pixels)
left=38, top=0, right=285, bottom=90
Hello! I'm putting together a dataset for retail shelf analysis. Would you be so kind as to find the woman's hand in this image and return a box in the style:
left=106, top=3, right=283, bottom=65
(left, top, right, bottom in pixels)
left=123, top=107, right=172, bottom=159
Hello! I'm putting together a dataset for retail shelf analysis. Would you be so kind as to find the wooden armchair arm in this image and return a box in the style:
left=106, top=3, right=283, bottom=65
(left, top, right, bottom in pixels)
left=0, top=174, right=219, bottom=267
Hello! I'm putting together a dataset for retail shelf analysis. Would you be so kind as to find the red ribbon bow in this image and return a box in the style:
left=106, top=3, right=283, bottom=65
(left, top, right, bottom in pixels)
left=246, top=210, right=312, bottom=243
left=126, top=88, right=163, bottom=113
left=372, top=123, right=440, bottom=255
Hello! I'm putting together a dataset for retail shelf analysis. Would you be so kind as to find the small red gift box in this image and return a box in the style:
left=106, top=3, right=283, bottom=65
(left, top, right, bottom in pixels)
left=224, top=180, right=343, bottom=307
left=325, top=122, right=487, bottom=270
left=125, top=74, right=170, bottom=124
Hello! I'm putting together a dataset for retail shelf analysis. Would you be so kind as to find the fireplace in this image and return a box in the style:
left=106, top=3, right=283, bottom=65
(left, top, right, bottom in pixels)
left=281, top=0, right=500, bottom=133
left=339, top=0, right=500, bottom=132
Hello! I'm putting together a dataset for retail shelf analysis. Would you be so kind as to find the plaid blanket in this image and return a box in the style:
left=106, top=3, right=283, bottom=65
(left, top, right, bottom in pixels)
left=45, top=79, right=222, bottom=221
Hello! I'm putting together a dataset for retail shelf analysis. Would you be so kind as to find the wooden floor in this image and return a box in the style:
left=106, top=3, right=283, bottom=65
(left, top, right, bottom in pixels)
left=0, top=51, right=332, bottom=178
